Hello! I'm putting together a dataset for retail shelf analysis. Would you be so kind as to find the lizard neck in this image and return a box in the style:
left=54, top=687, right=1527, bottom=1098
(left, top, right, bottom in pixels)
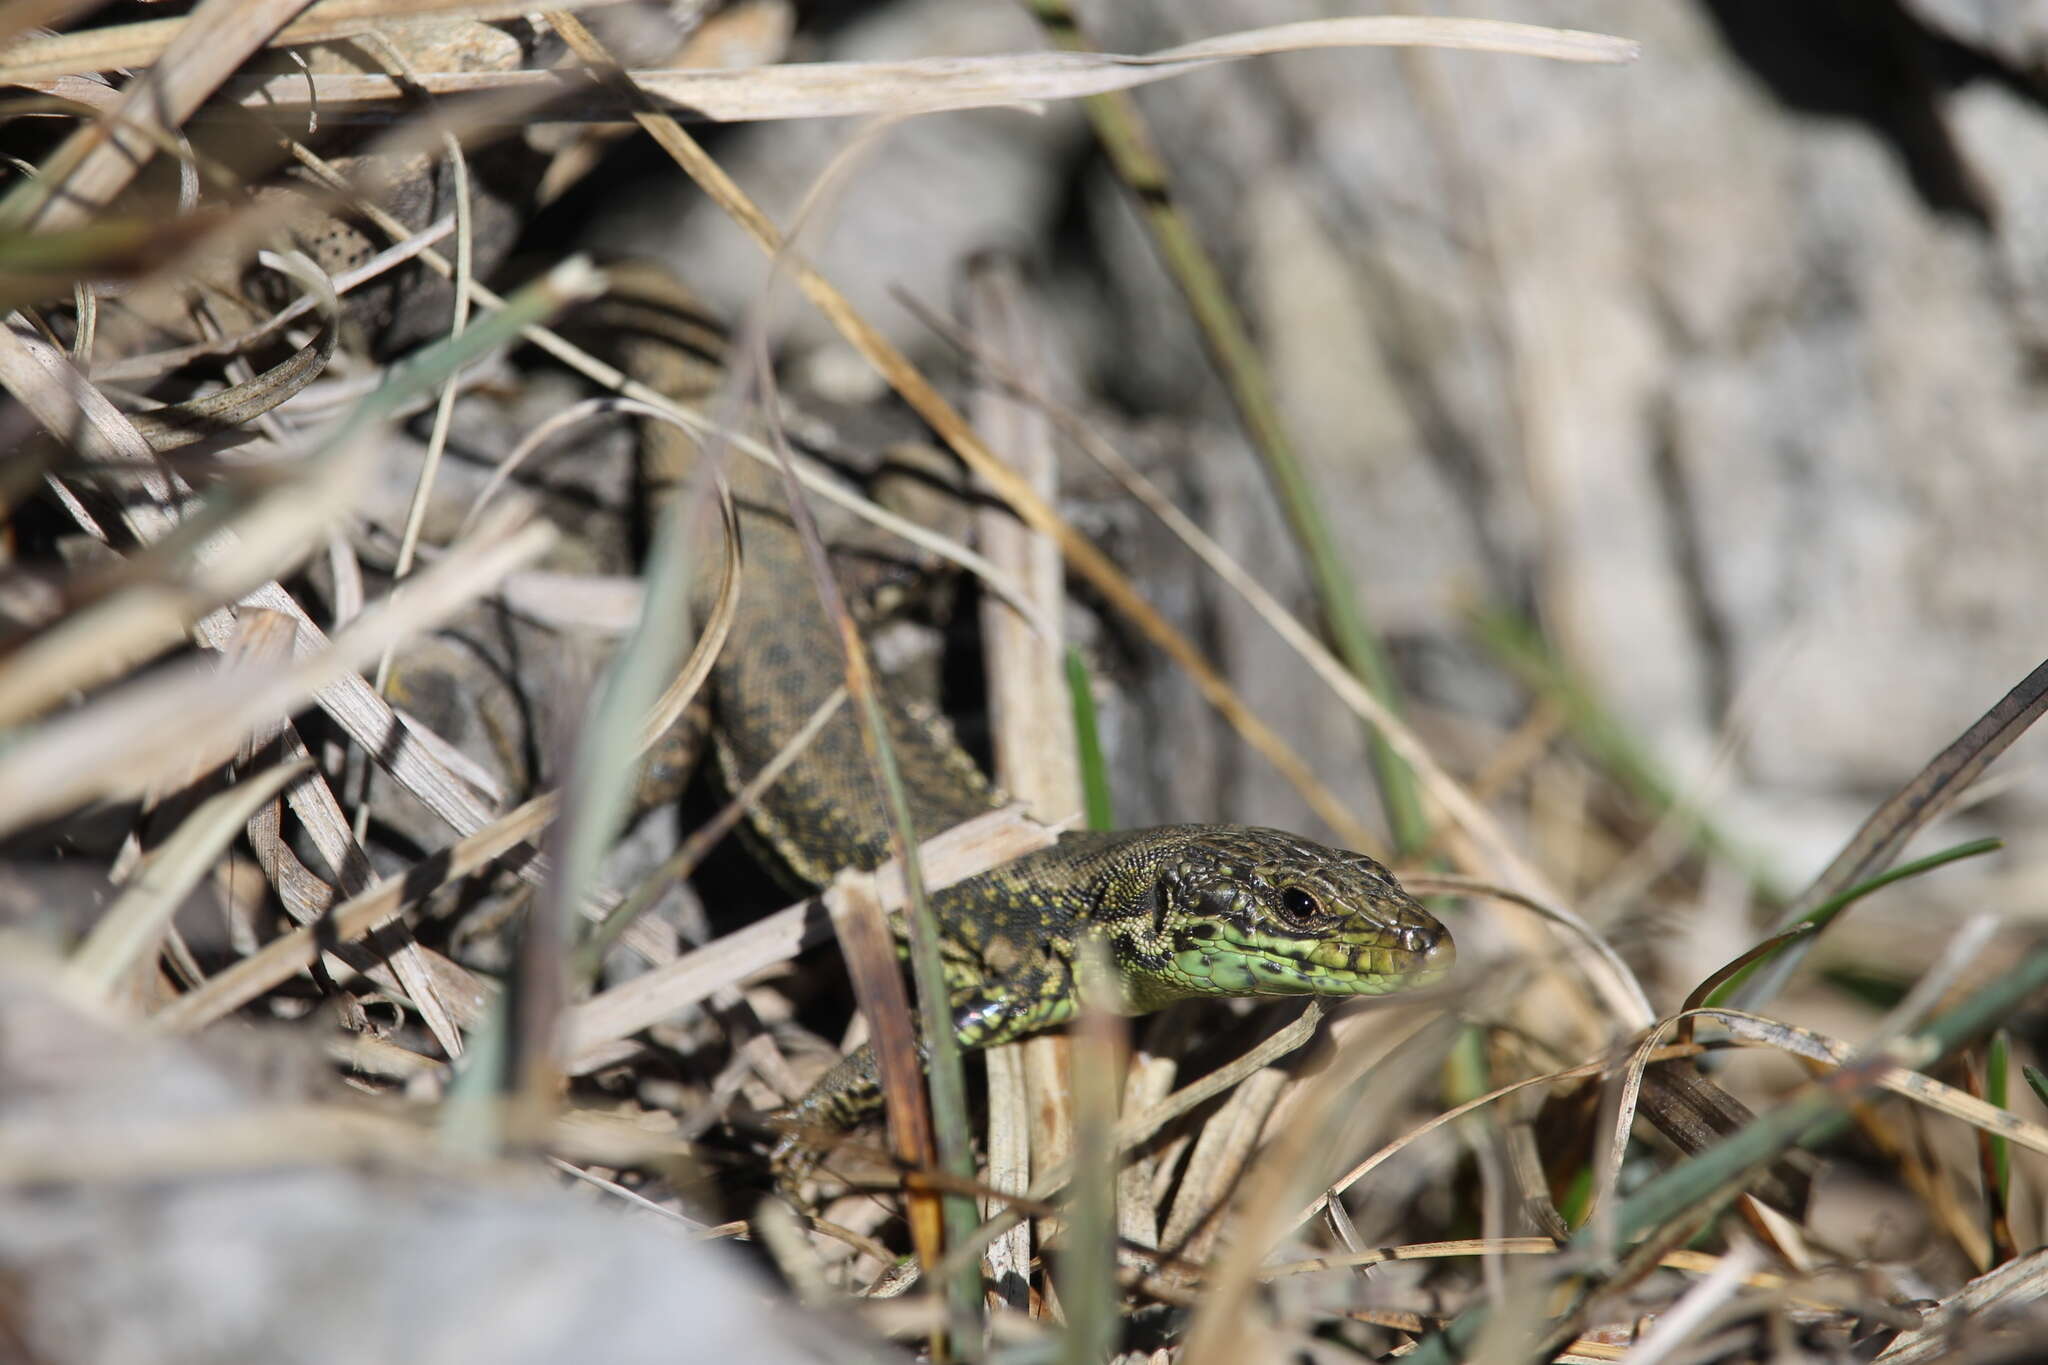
left=1074, top=827, right=1218, bottom=1008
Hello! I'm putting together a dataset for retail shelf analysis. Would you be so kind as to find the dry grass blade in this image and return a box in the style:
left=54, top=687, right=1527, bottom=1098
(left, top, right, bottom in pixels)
left=0, top=0, right=104, bottom=52
left=0, top=318, right=165, bottom=507
left=0, top=1092, right=700, bottom=1188
left=0, top=210, right=240, bottom=318
left=1134, top=16, right=1636, bottom=65
left=1259, top=1240, right=1810, bottom=1308
left=457, top=395, right=638, bottom=537
left=562, top=807, right=1055, bottom=1069
left=1872, top=1249, right=2048, bottom=1363
left=215, top=608, right=475, bottom=1055
left=1262, top=1235, right=1560, bottom=1281
left=1300, top=1044, right=1702, bottom=1232
left=368, top=131, right=474, bottom=711
left=629, top=459, right=738, bottom=756
left=0, top=508, right=556, bottom=834
left=825, top=869, right=944, bottom=1283
left=3, top=0, right=315, bottom=232
left=122, top=250, right=338, bottom=451
left=962, top=252, right=1073, bottom=1311
left=1868, top=912, right=2004, bottom=1046
left=197, top=18, right=1636, bottom=124
left=244, top=753, right=488, bottom=1043
left=0, top=0, right=614, bottom=81
left=1158, top=1066, right=1285, bottom=1262
left=1403, top=873, right=1651, bottom=1029
left=153, top=791, right=558, bottom=1032
left=966, top=257, right=1082, bottom=825
left=1697, top=1008, right=2048, bottom=1157
left=63, top=759, right=310, bottom=1000
left=495, top=571, right=643, bottom=636
left=981, top=1042, right=1033, bottom=1308
left=91, top=217, right=454, bottom=383
left=238, top=579, right=546, bottom=866
left=1178, top=1009, right=1448, bottom=1363
left=1592, top=1240, right=1765, bottom=1365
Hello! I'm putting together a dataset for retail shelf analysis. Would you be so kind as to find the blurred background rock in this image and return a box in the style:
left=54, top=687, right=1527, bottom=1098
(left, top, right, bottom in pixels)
left=0, top=964, right=851, bottom=1365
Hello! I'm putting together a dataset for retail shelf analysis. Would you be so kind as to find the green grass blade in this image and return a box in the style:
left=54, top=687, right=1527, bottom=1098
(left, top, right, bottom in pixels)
left=439, top=994, right=511, bottom=1157
left=1065, top=647, right=1114, bottom=832
left=1990, top=1029, right=2012, bottom=1201
left=2027, top=1063, right=2048, bottom=1112
left=1713, top=837, right=2001, bottom=1011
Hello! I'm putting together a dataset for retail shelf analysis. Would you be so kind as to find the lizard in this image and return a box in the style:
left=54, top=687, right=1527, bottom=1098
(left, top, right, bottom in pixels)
left=600, top=263, right=1455, bottom=1164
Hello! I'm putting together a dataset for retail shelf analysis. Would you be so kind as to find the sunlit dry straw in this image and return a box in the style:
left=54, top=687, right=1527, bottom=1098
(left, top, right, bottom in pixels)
left=0, top=506, right=556, bottom=833
left=561, top=806, right=1057, bottom=1070
left=156, top=19, right=1638, bottom=124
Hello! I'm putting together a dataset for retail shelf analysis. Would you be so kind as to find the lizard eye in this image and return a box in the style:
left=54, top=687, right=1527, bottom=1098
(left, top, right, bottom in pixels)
left=1278, top=886, right=1323, bottom=927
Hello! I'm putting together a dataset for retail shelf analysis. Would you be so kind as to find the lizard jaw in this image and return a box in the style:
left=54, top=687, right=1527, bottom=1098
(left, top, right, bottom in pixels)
left=1156, top=921, right=1454, bottom=999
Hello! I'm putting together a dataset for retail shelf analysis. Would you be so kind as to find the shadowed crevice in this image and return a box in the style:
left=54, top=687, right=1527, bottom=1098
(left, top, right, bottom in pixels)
left=1697, top=0, right=2048, bottom=228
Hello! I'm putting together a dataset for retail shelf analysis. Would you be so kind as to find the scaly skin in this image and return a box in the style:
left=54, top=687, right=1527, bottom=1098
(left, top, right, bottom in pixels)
left=778, top=825, right=1452, bottom=1147
left=606, top=264, right=1455, bottom=1161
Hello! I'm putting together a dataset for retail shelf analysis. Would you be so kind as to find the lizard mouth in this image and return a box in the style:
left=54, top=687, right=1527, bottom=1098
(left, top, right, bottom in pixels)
left=1168, top=922, right=1454, bottom=997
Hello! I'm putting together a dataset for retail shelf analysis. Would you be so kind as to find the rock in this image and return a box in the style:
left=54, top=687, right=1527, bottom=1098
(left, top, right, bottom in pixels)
left=0, top=965, right=853, bottom=1365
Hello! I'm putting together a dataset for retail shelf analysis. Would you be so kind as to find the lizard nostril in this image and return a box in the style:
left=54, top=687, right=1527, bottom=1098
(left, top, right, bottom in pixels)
left=1409, top=925, right=1454, bottom=972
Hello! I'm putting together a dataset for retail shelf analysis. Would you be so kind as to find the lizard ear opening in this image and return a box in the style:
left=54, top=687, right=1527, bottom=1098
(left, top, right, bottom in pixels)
left=1150, top=874, right=1176, bottom=938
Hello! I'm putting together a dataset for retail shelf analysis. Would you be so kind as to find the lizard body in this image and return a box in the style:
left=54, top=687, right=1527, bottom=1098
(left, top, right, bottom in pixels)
left=607, top=264, right=1453, bottom=1154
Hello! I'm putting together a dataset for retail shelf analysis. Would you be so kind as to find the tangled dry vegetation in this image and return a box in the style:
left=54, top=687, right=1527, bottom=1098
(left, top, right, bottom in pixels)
left=4, top=3, right=2048, bottom=1363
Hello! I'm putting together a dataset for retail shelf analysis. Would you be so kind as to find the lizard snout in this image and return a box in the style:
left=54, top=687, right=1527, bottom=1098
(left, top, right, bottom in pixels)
left=1403, top=919, right=1455, bottom=983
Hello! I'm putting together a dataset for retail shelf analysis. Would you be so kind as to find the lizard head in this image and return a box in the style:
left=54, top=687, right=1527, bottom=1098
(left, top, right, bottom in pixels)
left=1119, top=826, right=1453, bottom=1006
